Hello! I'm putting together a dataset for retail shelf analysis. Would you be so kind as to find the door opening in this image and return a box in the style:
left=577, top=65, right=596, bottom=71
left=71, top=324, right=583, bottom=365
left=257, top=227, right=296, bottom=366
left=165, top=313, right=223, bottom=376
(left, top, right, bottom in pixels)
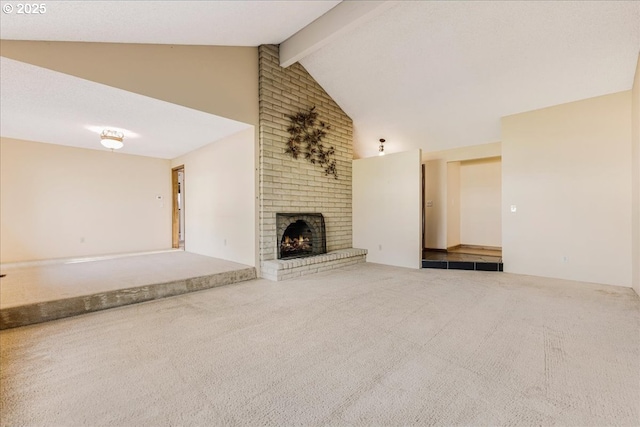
left=172, top=166, right=185, bottom=249
left=422, top=163, right=425, bottom=251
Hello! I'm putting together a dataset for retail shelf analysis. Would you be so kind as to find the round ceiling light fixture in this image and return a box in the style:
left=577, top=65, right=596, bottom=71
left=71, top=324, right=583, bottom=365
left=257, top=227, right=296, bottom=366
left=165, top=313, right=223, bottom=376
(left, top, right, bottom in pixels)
left=100, top=129, right=124, bottom=150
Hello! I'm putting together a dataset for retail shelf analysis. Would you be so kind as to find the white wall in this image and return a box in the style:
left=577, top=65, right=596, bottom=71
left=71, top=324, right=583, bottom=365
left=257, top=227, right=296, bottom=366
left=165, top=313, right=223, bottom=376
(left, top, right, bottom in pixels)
left=424, top=159, right=447, bottom=249
left=460, top=158, right=502, bottom=247
left=446, top=162, right=461, bottom=248
left=502, top=91, right=632, bottom=288
left=171, top=128, right=256, bottom=267
left=1, top=138, right=172, bottom=263
left=353, top=150, right=422, bottom=269
left=632, top=54, right=640, bottom=296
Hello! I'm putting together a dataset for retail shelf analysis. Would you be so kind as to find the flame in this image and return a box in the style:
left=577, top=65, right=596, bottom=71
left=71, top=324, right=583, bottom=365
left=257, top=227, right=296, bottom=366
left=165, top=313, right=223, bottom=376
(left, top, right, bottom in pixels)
left=281, top=233, right=312, bottom=254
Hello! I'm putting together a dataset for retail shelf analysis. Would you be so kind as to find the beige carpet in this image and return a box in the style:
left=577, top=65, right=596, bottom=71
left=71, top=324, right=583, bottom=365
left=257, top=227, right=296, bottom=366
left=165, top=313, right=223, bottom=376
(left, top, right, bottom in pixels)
left=1, top=263, right=638, bottom=426
left=0, top=251, right=256, bottom=329
left=0, top=251, right=253, bottom=308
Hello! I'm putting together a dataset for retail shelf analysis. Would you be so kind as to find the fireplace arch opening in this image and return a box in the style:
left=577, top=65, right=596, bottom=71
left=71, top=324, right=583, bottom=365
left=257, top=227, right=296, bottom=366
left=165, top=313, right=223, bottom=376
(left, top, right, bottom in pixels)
left=276, top=213, right=327, bottom=260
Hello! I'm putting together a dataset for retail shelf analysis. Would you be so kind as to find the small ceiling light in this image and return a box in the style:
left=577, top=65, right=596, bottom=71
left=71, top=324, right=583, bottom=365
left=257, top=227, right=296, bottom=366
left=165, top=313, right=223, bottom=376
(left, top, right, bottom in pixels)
left=378, top=138, right=385, bottom=156
left=100, top=129, right=124, bottom=150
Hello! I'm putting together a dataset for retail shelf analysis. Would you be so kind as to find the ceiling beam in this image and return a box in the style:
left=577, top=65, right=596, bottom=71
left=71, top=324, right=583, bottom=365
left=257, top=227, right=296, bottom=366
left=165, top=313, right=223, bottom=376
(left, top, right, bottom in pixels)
left=279, top=1, right=395, bottom=68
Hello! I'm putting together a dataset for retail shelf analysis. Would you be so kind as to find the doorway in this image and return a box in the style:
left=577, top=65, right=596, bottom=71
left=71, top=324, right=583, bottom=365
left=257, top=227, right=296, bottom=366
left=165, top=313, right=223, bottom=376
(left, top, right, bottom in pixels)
left=423, top=157, right=501, bottom=253
left=172, top=165, right=185, bottom=249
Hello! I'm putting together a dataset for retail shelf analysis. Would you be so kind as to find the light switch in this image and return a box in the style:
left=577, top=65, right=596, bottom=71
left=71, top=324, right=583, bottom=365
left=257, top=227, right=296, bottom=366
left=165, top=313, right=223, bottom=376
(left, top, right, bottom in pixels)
left=510, top=205, right=517, bottom=213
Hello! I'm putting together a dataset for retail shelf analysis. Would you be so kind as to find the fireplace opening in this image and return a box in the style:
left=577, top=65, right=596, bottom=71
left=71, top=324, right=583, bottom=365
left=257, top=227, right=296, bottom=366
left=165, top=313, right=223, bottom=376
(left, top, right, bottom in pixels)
left=280, top=220, right=313, bottom=258
left=276, top=213, right=327, bottom=260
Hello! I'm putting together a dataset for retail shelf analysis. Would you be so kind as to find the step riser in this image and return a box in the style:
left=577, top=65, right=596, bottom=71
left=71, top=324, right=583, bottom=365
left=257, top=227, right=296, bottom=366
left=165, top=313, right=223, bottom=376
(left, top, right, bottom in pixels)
left=0, top=267, right=256, bottom=330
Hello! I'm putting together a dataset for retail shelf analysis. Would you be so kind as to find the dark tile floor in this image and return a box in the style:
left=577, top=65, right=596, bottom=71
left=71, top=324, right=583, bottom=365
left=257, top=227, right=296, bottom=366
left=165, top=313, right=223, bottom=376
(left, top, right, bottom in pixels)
left=422, top=250, right=502, bottom=263
left=422, top=249, right=503, bottom=272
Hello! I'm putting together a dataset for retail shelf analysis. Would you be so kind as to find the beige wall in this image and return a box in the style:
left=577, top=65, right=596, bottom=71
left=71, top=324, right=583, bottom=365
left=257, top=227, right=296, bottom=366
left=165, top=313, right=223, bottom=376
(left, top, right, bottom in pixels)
left=1, top=138, right=171, bottom=263
left=632, top=54, right=640, bottom=296
left=446, top=162, right=461, bottom=248
left=502, top=91, right=632, bottom=287
left=171, top=129, right=256, bottom=267
left=0, top=41, right=259, bottom=127
left=353, top=150, right=422, bottom=269
left=460, top=158, right=502, bottom=247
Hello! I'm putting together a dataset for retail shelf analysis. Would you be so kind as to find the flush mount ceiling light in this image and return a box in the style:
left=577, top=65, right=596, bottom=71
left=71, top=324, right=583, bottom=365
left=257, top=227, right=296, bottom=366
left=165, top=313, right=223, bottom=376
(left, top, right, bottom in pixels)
left=100, top=129, right=124, bottom=150
left=378, top=138, right=385, bottom=156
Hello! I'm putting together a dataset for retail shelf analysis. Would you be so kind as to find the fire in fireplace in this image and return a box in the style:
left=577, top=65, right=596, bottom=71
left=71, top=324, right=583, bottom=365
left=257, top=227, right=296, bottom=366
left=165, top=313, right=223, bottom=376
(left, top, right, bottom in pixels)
left=276, top=213, right=327, bottom=260
left=280, top=220, right=313, bottom=257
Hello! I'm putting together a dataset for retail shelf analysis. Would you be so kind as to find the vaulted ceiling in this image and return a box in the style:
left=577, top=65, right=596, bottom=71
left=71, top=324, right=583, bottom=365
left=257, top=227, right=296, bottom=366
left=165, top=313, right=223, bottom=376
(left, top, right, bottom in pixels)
left=1, top=1, right=639, bottom=159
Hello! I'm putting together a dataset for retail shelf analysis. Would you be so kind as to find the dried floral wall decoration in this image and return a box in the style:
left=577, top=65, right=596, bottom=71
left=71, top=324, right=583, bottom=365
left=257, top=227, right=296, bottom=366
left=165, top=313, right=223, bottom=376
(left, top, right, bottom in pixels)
left=285, top=106, right=337, bottom=179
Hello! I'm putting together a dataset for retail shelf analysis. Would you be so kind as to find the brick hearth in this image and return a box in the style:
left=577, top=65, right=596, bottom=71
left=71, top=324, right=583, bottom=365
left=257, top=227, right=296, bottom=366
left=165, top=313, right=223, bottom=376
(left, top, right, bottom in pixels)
left=262, top=248, right=367, bottom=281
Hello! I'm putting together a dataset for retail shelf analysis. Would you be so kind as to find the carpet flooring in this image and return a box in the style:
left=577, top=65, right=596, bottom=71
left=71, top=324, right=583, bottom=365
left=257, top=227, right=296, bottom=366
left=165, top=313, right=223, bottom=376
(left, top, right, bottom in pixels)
left=0, top=251, right=256, bottom=329
left=0, top=251, right=253, bottom=308
left=1, top=263, right=638, bottom=426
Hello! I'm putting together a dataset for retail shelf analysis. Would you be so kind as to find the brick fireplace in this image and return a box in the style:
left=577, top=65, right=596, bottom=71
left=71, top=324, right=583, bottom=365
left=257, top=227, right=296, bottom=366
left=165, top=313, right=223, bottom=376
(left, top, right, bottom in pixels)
left=258, top=45, right=366, bottom=280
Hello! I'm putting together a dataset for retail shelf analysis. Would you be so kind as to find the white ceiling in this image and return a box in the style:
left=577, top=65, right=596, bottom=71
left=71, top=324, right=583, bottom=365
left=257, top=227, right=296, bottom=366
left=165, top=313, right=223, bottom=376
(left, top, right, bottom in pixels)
left=0, top=1, right=341, bottom=46
left=0, top=0, right=638, bottom=159
left=0, top=57, right=251, bottom=159
left=300, top=1, right=640, bottom=157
